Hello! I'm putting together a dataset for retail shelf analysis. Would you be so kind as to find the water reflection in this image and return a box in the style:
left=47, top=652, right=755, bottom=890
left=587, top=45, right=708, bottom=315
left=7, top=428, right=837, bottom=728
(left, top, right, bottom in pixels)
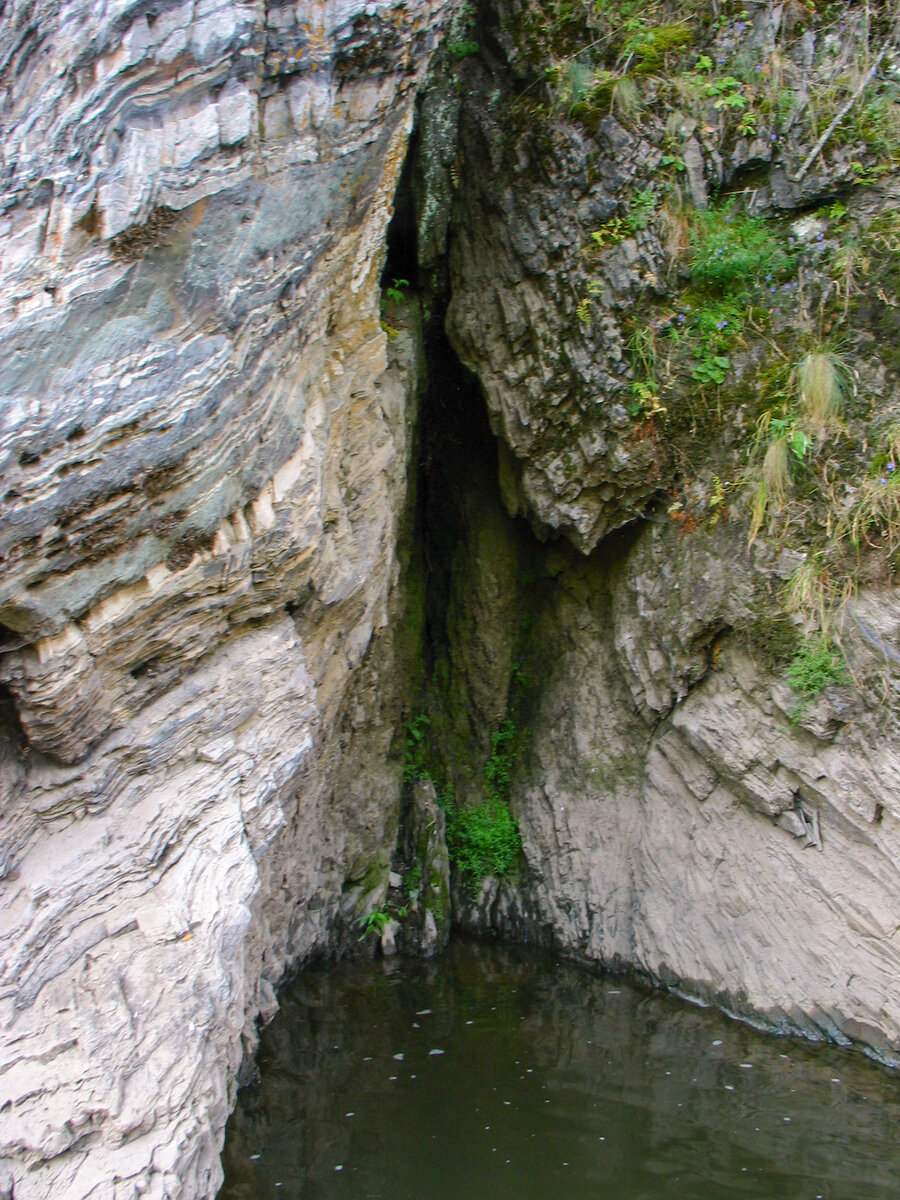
left=220, top=940, right=900, bottom=1200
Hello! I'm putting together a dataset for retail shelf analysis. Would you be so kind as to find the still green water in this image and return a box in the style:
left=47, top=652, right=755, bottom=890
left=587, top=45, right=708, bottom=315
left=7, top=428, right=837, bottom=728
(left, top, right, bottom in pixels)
left=220, top=940, right=900, bottom=1200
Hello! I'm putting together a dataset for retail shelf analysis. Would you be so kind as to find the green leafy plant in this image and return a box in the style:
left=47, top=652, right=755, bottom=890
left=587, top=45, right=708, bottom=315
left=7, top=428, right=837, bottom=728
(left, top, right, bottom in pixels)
left=483, top=719, right=517, bottom=805
left=404, top=863, right=423, bottom=901
left=786, top=634, right=848, bottom=720
left=385, top=277, right=410, bottom=303
left=446, top=801, right=521, bottom=898
left=689, top=204, right=794, bottom=290
left=661, top=152, right=686, bottom=171
left=738, top=109, right=758, bottom=137
left=715, top=90, right=748, bottom=112
left=627, top=188, right=656, bottom=233
left=589, top=217, right=627, bottom=249
left=446, top=719, right=523, bottom=897
left=447, top=38, right=479, bottom=59
left=690, top=353, right=730, bottom=386
left=358, top=909, right=392, bottom=940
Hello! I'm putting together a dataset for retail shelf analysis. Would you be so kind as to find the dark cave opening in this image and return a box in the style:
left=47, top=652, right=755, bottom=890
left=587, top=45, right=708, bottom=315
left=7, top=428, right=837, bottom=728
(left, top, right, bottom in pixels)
left=380, top=125, right=420, bottom=291
left=415, top=314, right=502, bottom=676
left=0, top=682, right=27, bottom=760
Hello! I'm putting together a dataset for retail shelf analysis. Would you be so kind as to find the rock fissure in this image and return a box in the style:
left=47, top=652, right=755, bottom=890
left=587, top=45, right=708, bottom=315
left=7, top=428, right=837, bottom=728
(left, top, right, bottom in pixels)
left=4, top=0, right=900, bottom=1196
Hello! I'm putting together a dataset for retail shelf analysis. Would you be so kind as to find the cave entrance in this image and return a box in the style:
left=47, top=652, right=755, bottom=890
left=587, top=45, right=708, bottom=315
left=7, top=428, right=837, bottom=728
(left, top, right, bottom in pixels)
left=380, top=124, right=419, bottom=293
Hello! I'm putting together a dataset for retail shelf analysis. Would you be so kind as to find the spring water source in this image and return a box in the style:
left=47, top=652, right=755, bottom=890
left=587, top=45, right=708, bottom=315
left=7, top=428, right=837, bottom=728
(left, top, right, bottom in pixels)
left=219, top=940, right=900, bottom=1199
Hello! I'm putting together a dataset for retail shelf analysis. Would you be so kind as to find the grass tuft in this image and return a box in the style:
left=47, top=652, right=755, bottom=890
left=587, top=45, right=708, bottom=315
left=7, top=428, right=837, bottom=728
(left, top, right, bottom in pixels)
left=762, top=436, right=790, bottom=507
left=794, top=351, right=852, bottom=438
left=611, top=75, right=642, bottom=122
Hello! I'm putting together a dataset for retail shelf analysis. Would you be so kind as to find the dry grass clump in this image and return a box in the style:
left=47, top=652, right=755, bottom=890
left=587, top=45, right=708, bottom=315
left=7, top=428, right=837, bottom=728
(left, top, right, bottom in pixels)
left=611, top=75, right=642, bottom=122
left=794, top=350, right=855, bottom=437
left=762, top=436, right=790, bottom=505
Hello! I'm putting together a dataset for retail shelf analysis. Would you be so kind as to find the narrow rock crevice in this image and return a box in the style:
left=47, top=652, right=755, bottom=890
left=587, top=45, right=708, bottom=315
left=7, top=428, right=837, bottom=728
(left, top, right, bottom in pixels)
left=373, top=0, right=900, bottom=1067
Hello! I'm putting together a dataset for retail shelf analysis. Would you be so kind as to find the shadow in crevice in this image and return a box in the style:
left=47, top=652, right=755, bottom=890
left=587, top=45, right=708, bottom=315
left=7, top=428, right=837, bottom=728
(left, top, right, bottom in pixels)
left=0, top=682, right=28, bottom=763
left=416, top=315, right=502, bottom=679
left=380, top=125, right=419, bottom=293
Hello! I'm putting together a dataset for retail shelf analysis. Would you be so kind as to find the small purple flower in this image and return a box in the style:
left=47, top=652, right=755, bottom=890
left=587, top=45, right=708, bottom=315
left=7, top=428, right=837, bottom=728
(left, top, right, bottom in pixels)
left=816, top=233, right=824, bottom=241
left=685, top=305, right=691, bottom=311
left=755, top=64, right=762, bottom=71
left=788, top=236, right=795, bottom=244
left=769, top=286, right=776, bottom=293
left=889, top=461, right=896, bottom=471
left=737, top=21, right=746, bottom=31
left=717, top=56, right=725, bottom=63
left=881, top=477, right=888, bottom=485
left=771, top=134, right=778, bottom=142
left=678, top=313, right=686, bottom=322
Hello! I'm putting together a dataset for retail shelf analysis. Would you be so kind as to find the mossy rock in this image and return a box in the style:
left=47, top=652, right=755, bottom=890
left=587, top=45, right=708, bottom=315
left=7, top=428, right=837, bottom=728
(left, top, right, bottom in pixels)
left=742, top=611, right=801, bottom=672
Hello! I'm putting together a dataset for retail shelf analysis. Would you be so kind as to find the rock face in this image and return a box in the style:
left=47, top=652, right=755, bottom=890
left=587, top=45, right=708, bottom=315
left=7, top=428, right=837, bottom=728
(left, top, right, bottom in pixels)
left=430, top=422, right=900, bottom=1059
left=0, top=0, right=448, bottom=1195
left=5, top=0, right=900, bottom=1194
left=512, top=522, right=900, bottom=1058
left=412, top=0, right=900, bottom=1064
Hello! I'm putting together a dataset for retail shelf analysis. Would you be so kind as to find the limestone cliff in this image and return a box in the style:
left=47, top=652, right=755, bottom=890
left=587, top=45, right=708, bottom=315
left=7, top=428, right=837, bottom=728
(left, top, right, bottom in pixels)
left=4, top=0, right=900, bottom=1196
left=407, top=0, right=900, bottom=1061
left=0, top=0, right=447, bottom=1195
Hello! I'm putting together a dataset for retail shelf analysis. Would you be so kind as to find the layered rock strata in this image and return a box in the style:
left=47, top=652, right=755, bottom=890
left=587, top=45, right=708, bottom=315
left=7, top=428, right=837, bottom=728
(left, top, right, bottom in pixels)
left=0, top=0, right=447, bottom=1195
left=5, top=0, right=900, bottom=1195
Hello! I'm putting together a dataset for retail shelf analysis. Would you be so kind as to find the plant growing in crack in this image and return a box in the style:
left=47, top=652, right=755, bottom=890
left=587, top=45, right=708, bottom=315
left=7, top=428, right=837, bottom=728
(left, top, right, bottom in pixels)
left=385, top=277, right=410, bottom=304
left=358, top=909, right=392, bottom=940
left=786, top=634, right=848, bottom=721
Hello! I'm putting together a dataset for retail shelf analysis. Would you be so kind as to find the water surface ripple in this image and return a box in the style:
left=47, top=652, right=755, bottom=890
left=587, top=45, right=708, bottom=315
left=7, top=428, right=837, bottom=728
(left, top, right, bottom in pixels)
left=220, top=940, right=900, bottom=1200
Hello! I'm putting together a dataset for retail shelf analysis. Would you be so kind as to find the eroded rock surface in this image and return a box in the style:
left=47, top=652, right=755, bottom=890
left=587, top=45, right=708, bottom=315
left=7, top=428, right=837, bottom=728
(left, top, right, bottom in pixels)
left=510, top=521, right=900, bottom=1059
left=415, top=0, right=900, bottom=1066
left=0, top=0, right=448, bottom=1195
left=6, top=0, right=900, bottom=1195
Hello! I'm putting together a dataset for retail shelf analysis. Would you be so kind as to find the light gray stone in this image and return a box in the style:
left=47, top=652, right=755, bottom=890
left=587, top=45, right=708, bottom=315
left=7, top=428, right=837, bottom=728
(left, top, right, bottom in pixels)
left=0, top=0, right=450, bottom=1195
